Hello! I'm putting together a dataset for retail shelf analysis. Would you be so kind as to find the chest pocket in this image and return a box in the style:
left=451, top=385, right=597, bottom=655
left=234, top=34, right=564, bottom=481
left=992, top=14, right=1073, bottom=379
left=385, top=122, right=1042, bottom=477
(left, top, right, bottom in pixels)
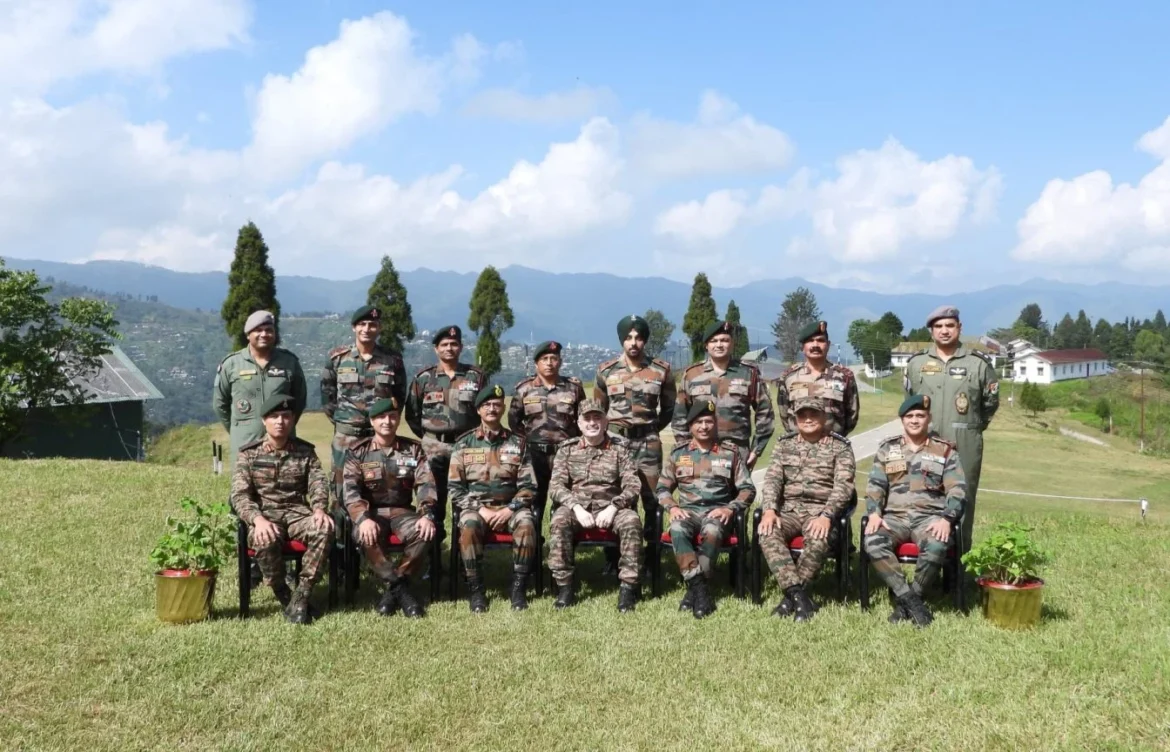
left=455, top=384, right=476, bottom=402
left=362, top=463, right=385, bottom=485
left=691, top=383, right=713, bottom=397
left=374, top=371, right=394, bottom=386
left=676, top=465, right=695, bottom=480
left=423, top=391, right=445, bottom=405
left=638, top=380, right=661, bottom=396
left=524, top=398, right=545, bottom=415
left=727, top=382, right=749, bottom=397
left=711, top=463, right=732, bottom=479
left=338, top=372, right=360, bottom=385
left=556, top=394, right=575, bottom=414
left=821, top=381, right=845, bottom=401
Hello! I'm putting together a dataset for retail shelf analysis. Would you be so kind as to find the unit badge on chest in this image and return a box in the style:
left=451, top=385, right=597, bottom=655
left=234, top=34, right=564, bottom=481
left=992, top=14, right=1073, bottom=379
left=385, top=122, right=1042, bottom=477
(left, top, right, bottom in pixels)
left=955, top=392, right=970, bottom=415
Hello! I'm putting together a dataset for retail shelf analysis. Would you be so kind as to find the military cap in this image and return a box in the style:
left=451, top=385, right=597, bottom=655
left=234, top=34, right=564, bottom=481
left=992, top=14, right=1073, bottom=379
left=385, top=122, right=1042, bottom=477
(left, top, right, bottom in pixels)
left=534, top=340, right=562, bottom=360
left=579, top=398, right=605, bottom=416
left=926, top=305, right=960, bottom=327
left=899, top=394, right=932, bottom=417
left=260, top=393, right=296, bottom=417
left=368, top=397, right=400, bottom=419
left=686, top=399, right=718, bottom=425
left=792, top=397, right=826, bottom=414
left=703, top=320, right=735, bottom=343
left=474, top=383, right=507, bottom=408
left=244, top=310, right=275, bottom=335
left=351, top=305, right=381, bottom=326
left=433, top=325, right=462, bottom=345
left=798, top=320, right=830, bottom=343
left=617, top=314, right=650, bottom=342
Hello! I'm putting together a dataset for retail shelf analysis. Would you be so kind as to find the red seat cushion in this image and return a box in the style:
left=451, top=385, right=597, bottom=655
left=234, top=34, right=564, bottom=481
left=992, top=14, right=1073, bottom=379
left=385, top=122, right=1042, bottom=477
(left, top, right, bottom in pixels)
left=385, top=533, right=404, bottom=546
left=246, top=540, right=308, bottom=557
left=659, top=531, right=740, bottom=547
left=789, top=535, right=805, bottom=551
left=482, top=530, right=515, bottom=545
left=896, top=542, right=920, bottom=557
left=577, top=529, right=618, bottom=542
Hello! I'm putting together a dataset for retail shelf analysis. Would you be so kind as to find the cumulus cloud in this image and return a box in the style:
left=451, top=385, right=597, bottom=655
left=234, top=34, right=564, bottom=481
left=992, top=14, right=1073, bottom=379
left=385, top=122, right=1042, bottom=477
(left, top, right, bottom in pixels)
left=653, top=190, right=749, bottom=243
left=463, top=85, right=614, bottom=123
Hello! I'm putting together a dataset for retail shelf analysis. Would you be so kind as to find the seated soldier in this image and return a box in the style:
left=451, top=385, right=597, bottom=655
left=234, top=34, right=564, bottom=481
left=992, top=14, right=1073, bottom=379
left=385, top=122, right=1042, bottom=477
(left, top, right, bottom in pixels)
left=657, top=400, right=756, bottom=619
left=231, top=394, right=334, bottom=625
left=342, top=397, right=436, bottom=618
left=757, top=397, right=855, bottom=621
left=864, top=394, right=967, bottom=628
left=449, top=384, right=539, bottom=613
left=547, top=399, right=643, bottom=613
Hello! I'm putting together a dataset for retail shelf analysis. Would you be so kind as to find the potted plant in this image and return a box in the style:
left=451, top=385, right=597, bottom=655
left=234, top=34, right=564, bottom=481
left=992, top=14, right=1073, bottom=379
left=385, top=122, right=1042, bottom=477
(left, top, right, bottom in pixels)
left=150, top=496, right=235, bottom=624
left=962, top=522, right=1050, bottom=630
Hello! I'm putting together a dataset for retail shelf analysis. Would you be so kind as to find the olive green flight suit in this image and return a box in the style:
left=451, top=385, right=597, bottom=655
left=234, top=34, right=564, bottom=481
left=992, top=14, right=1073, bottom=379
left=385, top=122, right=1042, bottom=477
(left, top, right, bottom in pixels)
left=213, top=347, right=308, bottom=466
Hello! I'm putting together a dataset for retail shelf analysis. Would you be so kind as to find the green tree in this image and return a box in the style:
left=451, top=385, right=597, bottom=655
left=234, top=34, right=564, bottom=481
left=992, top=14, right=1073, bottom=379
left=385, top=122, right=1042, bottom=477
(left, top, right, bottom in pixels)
left=847, top=319, right=896, bottom=370
left=1019, top=381, right=1047, bottom=416
left=1092, top=318, right=1113, bottom=353
left=1109, top=322, right=1132, bottom=360
left=0, top=260, right=120, bottom=450
left=1052, top=313, right=1076, bottom=349
left=1133, top=329, right=1166, bottom=365
left=876, top=312, right=904, bottom=339
left=682, top=272, right=719, bottom=361
left=1154, top=309, right=1167, bottom=333
left=1094, top=397, right=1112, bottom=431
left=771, top=286, right=822, bottom=363
left=366, top=255, right=415, bottom=352
left=1073, top=310, right=1093, bottom=349
left=221, top=222, right=280, bottom=350
left=642, top=309, right=675, bottom=359
left=905, top=326, right=932, bottom=342
left=1017, top=303, right=1045, bottom=331
left=724, top=299, right=749, bottom=360
left=467, top=266, right=514, bottom=379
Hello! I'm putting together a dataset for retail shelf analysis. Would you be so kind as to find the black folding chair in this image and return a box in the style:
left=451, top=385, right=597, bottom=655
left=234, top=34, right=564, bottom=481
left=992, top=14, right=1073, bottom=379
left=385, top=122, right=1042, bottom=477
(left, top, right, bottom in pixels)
left=750, top=492, right=857, bottom=605
left=649, top=506, right=749, bottom=599
left=235, top=518, right=338, bottom=618
left=858, top=512, right=967, bottom=614
left=338, top=514, right=442, bottom=604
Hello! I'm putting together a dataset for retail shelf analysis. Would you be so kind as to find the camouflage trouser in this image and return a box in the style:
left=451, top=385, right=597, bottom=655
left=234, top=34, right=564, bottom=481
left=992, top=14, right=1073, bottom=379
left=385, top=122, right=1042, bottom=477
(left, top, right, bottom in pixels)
left=331, top=432, right=371, bottom=507
left=458, top=507, right=537, bottom=580
left=625, top=434, right=662, bottom=543
left=421, top=436, right=454, bottom=542
left=355, top=507, right=429, bottom=583
left=547, top=506, right=642, bottom=586
left=248, top=513, right=334, bottom=590
left=669, top=505, right=732, bottom=581
left=865, top=511, right=949, bottom=598
left=760, top=504, right=837, bottom=590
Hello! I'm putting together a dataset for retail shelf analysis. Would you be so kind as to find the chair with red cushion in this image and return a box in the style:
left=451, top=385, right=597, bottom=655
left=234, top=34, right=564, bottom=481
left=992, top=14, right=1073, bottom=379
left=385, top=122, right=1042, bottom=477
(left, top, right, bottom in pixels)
left=749, top=491, right=857, bottom=605
left=448, top=510, right=545, bottom=600
left=236, top=518, right=339, bottom=618
left=337, top=515, right=441, bottom=605
left=857, top=512, right=966, bottom=613
left=649, top=506, right=749, bottom=599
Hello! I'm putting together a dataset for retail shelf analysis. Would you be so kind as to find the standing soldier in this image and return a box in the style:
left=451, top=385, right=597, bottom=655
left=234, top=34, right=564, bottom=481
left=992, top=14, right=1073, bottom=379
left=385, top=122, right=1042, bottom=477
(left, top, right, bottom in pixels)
left=321, top=305, right=407, bottom=506
left=776, top=321, right=859, bottom=437
left=507, top=340, right=586, bottom=523
left=673, top=320, right=774, bottom=470
left=448, top=384, right=538, bottom=613
left=657, top=401, right=755, bottom=619
left=342, top=397, right=436, bottom=619
left=405, top=325, right=485, bottom=544
left=213, top=310, right=307, bottom=466
left=903, top=306, right=998, bottom=552
left=231, top=395, right=333, bottom=625
left=594, top=314, right=677, bottom=553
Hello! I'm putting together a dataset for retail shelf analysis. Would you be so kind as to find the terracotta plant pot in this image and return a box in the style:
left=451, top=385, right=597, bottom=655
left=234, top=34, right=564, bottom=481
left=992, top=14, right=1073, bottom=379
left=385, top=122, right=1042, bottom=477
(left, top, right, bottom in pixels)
left=977, top=577, right=1043, bottom=630
left=155, top=569, right=217, bottom=624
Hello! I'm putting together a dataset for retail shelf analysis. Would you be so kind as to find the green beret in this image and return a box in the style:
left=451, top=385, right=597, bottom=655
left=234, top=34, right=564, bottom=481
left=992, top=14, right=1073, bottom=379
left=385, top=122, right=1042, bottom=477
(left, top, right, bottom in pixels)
left=617, top=315, right=650, bottom=342
left=474, top=383, right=507, bottom=408
left=260, top=394, right=296, bottom=417
left=798, top=320, right=829, bottom=343
left=368, top=397, right=400, bottom=419
left=351, top=305, right=381, bottom=326
left=534, top=340, right=562, bottom=360
left=686, top=399, right=718, bottom=425
left=433, top=325, right=462, bottom=345
left=703, top=320, right=735, bottom=343
left=899, top=394, right=932, bottom=417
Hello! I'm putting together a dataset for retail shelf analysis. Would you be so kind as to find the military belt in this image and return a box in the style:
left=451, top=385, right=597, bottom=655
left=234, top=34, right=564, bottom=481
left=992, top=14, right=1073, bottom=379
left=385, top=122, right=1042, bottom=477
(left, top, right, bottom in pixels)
left=613, top=424, right=656, bottom=440
left=528, top=441, right=559, bottom=454
left=426, top=430, right=458, bottom=444
left=335, top=424, right=373, bottom=438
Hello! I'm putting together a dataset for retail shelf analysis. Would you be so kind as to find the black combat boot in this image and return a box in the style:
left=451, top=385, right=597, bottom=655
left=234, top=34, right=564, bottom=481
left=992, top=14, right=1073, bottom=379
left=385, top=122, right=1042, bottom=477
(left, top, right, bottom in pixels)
left=888, top=601, right=908, bottom=624
left=249, top=561, right=263, bottom=590
left=617, top=582, right=638, bottom=613
left=898, top=591, right=934, bottom=628
left=770, top=593, right=795, bottom=618
left=678, top=587, right=695, bottom=612
left=554, top=580, right=575, bottom=610
left=285, top=587, right=313, bottom=625
left=271, top=582, right=293, bottom=610
left=467, top=577, right=488, bottom=613
left=602, top=548, right=619, bottom=576
left=375, top=582, right=399, bottom=616
left=789, top=586, right=817, bottom=622
left=689, top=575, right=716, bottom=620
left=394, top=580, right=425, bottom=618
left=510, top=572, right=529, bottom=611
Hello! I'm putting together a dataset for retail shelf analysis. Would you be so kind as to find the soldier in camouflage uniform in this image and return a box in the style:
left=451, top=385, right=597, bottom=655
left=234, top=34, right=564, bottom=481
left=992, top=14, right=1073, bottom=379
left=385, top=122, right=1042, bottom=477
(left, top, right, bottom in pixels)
left=756, top=397, right=855, bottom=621
left=406, top=325, right=485, bottom=544
left=231, top=394, right=333, bottom=625
left=673, top=320, right=775, bottom=470
left=595, top=314, right=676, bottom=550
left=342, top=397, right=437, bottom=618
left=546, top=399, right=643, bottom=613
left=657, top=400, right=755, bottom=619
left=507, top=340, right=587, bottom=522
left=321, top=305, right=407, bottom=507
left=776, top=320, right=859, bottom=437
left=213, top=310, right=307, bottom=466
left=864, top=394, right=967, bottom=628
left=449, top=384, right=538, bottom=613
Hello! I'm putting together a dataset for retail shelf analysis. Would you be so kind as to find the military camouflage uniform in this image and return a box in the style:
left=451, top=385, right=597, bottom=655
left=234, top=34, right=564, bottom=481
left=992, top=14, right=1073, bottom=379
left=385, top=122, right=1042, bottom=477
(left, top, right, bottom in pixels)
left=672, top=358, right=775, bottom=462
left=594, top=355, right=676, bottom=541
left=758, top=432, right=855, bottom=589
left=231, top=437, right=332, bottom=590
left=904, top=345, right=997, bottom=550
left=507, top=374, right=587, bottom=518
left=865, top=433, right=966, bottom=597
left=213, top=347, right=307, bottom=465
left=657, top=441, right=755, bottom=580
left=546, top=434, right=643, bottom=585
left=342, top=435, right=437, bottom=583
left=448, top=427, right=538, bottom=580
left=776, top=362, right=860, bottom=436
left=321, top=344, right=406, bottom=505
left=405, top=364, right=485, bottom=538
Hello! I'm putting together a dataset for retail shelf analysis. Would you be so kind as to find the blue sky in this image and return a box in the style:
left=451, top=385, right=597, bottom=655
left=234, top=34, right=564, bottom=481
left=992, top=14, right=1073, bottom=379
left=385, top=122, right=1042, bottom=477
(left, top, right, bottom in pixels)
left=4, top=1, right=1170, bottom=292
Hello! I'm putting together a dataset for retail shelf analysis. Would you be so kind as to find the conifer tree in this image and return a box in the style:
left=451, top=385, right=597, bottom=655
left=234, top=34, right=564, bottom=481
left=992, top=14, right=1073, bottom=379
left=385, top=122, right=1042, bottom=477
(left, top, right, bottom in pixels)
left=221, top=222, right=280, bottom=349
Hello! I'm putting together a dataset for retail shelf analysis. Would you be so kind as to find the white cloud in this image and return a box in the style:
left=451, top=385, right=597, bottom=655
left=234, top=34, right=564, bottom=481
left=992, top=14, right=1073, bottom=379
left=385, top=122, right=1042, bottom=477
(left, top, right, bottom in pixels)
left=463, top=85, right=613, bottom=123
left=654, top=190, right=749, bottom=242
left=631, top=90, right=794, bottom=179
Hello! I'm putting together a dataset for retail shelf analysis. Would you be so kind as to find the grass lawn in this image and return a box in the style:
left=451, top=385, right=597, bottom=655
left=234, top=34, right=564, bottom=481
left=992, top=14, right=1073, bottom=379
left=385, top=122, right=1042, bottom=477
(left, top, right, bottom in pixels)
left=4, top=399, right=1170, bottom=749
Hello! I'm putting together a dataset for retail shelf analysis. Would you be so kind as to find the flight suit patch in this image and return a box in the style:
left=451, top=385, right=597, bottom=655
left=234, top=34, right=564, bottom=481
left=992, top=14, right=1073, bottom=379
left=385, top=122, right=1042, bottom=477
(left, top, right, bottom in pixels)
left=955, top=392, right=970, bottom=415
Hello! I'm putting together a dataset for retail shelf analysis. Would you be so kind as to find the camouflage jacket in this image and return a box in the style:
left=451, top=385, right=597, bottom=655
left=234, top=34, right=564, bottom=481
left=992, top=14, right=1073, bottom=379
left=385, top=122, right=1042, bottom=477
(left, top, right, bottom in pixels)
left=672, top=358, right=775, bottom=454
left=320, top=343, right=406, bottom=436
left=213, top=347, right=307, bottom=456
left=507, top=374, right=587, bottom=449
left=904, top=345, right=999, bottom=435
left=657, top=440, right=755, bottom=512
left=776, top=361, right=860, bottom=436
left=231, top=437, right=328, bottom=524
left=593, top=355, right=676, bottom=433
left=405, top=363, right=485, bottom=440
left=548, top=435, right=640, bottom=512
left=866, top=432, right=966, bottom=520
left=759, top=432, right=856, bottom=517
left=448, top=427, right=537, bottom=512
left=341, top=435, right=437, bottom=521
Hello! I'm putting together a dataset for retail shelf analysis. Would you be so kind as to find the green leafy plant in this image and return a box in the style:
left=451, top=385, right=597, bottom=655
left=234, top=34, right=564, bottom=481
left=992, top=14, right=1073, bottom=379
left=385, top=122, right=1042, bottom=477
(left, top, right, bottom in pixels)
left=962, top=522, right=1050, bottom=585
left=150, top=497, right=235, bottom=573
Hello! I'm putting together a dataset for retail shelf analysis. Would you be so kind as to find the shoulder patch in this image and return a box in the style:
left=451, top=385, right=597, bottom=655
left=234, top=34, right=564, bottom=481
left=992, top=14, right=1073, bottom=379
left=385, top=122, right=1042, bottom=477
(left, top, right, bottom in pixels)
left=413, top=365, right=437, bottom=379
left=466, top=365, right=486, bottom=378
left=598, top=356, right=620, bottom=371
left=513, top=376, right=534, bottom=391
left=397, top=436, right=422, bottom=451
left=971, top=351, right=993, bottom=365
left=349, top=436, right=374, bottom=452
left=879, top=434, right=903, bottom=447
left=274, top=347, right=300, bottom=360
left=740, top=361, right=760, bottom=374
left=907, top=350, right=929, bottom=361
left=781, top=362, right=803, bottom=377
left=558, top=436, right=580, bottom=449
left=453, top=428, right=478, bottom=446
left=651, top=357, right=671, bottom=373
left=779, top=430, right=799, bottom=441
left=328, top=344, right=351, bottom=360
left=829, top=431, right=851, bottom=445
left=566, top=375, right=582, bottom=385
left=292, top=437, right=316, bottom=450
left=238, top=438, right=263, bottom=452
left=682, top=362, right=705, bottom=377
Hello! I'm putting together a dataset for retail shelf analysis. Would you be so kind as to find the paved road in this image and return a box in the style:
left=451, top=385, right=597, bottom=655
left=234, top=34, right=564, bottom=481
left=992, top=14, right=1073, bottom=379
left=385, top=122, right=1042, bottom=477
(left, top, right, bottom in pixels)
left=751, top=418, right=901, bottom=485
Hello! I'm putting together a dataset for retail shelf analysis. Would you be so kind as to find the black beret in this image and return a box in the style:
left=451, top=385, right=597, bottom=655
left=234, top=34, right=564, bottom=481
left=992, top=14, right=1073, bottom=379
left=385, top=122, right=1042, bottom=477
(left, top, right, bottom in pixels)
left=686, top=399, right=718, bottom=425
left=368, top=397, right=400, bottom=419
left=798, top=320, right=829, bottom=343
left=617, top=315, right=650, bottom=342
left=534, top=341, right=562, bottom=360
left=433, top=325, right=462, bottom=345
left=899, top=394, right=932, bottom=417
left=475, top=383, right=507, bottom=408
left=351, top=305, right=381, bottom=326
left=703, top=320, right=735, bottom=343
left=260, top=394, right=296, bottom=417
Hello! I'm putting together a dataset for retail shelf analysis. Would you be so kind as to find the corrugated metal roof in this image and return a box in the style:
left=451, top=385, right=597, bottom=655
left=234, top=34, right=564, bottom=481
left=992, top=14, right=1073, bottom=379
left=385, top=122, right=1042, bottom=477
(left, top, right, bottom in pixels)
left=70, top=345, right=165, bottom=404
left=1030, top=348, right=1108, bottom=365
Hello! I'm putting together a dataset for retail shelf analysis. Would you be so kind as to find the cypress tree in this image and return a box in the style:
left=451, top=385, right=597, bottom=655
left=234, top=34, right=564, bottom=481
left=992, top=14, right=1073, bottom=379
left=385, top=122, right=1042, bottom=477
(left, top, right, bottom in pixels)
left=366, top=255, right=415, bottom=352
left=725, top=299, right=749, bottom=360
left=468, top=266, right=514, bottom=379
left=221, top=222, right=280, bottom=349
left=682, top=272, right=719, bottom=361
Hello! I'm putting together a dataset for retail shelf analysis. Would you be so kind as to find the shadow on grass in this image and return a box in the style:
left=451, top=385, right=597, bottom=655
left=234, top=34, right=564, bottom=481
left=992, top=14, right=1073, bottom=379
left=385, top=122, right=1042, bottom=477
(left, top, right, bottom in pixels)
left=1041, top=602, right=1070, bottom=622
